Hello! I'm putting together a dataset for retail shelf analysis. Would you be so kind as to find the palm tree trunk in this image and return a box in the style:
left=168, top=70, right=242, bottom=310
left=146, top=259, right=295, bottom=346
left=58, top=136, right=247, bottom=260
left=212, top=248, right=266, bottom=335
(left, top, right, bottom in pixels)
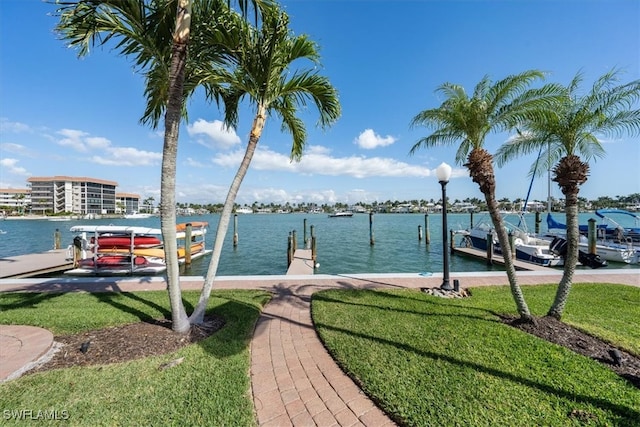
left=162, top=0, right=192, bottom=334
left=547, top=191, right=579, bottom=319
left=486, top=195, right=533, bottom=321
left=190, top=107, right=267, bottom=324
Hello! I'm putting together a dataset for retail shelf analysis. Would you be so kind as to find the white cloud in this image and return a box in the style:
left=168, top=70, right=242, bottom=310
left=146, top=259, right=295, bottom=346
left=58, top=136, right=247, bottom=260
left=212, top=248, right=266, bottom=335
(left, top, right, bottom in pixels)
left=0, top=142, right=33, bottom=157
left=184, top=157, right=207, bottom=168
left=0, top=158, right=30, bottom=176
left=0, top=118, right=31, bottom=134
left=57, top=129, right=90, bottom=151
left=212, top=145, right=433, bottom=178
left=354, top=129, right=397, bottom=149
left=90, top=147, right=162, bottom=166
left=187, top=119, right=241, bottom=150
left=85, top=136, right=112, bottom=149
left=54, top=128, right=162, bottom=167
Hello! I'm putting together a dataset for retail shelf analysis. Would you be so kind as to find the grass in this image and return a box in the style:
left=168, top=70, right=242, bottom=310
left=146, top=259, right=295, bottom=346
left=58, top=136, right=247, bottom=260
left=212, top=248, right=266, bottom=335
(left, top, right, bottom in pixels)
left=0, top=289, right=271, bottom=426
left=311, top=283, right=640, bottom=427
left=1, top=283, right=638, bottom=426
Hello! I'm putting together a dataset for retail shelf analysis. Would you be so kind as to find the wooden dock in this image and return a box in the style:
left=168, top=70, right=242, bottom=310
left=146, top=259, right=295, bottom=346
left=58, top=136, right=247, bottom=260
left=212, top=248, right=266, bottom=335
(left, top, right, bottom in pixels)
left=286, top=249, right=315, bottom=275
left=0, top=250, right=74, bottom=279
left=1, top=248, right=315, bottom=279
left=452, top=246, right=552, bottom=272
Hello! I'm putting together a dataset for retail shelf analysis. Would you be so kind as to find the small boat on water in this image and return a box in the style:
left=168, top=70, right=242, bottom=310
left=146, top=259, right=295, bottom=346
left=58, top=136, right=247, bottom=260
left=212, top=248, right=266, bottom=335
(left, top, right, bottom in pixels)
left=123, top=211, right=155, bottom=219
left=588, top=209, right=640, bottom=243
left=546, top=213, right=639, bottom=264
left=328, top=211, right=353, bottom=218
left=462, top=213, right=565, bottom=268
left=65, top=223, right=211, bottom=276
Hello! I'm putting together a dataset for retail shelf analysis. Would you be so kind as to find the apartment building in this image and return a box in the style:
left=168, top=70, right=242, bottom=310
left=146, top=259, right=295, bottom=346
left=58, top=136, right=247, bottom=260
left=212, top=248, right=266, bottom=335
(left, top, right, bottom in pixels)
left=26, top=176, right=119, bottom=215
left=116, top=192, right=141, bottom=215
left=0, top=188, right=31, bottom=212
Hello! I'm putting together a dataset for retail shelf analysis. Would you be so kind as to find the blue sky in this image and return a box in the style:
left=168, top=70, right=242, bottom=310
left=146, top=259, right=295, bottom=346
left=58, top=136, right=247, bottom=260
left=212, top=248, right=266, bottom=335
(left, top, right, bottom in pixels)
left=1, top=0, right=639, bottom=206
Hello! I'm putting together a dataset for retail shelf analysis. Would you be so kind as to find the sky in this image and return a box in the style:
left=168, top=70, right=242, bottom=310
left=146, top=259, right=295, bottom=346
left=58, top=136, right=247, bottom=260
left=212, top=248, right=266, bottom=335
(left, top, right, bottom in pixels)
left=1, top=0, right=639, bottom=207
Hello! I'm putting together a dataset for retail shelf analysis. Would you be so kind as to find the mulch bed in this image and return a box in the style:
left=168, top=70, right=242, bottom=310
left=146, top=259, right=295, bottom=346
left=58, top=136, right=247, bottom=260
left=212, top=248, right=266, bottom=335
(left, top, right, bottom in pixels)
left=32, top=315, right=225, bottom=373
left=504, top=315, right=640, bottom=389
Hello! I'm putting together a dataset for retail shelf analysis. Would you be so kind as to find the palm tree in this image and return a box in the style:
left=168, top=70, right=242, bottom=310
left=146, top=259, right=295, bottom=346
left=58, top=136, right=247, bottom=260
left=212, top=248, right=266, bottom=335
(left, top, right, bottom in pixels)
left=410, top=70, right=557, bottom=322
left=188, top=6, right=341, bottom=323
left=55, top=0, right=268, bottom=333
left=496, top=69, right=640, bottom=319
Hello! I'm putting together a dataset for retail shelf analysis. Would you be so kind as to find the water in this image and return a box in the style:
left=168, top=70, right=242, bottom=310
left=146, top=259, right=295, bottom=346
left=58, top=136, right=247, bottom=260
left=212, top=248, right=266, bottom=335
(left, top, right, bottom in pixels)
left=0, top=212, right=637, bottom=276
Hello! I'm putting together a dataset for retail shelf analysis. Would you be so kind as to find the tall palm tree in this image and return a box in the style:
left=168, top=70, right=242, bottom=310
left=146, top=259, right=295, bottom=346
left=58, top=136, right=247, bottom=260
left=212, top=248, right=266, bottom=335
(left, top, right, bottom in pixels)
left=410, top=71, right=557, bottom=322
left=496, top=69, right=640, bottom=319
left=188, top=6, right=341, bottom=323
left=54, top=0, right=267, bottom=333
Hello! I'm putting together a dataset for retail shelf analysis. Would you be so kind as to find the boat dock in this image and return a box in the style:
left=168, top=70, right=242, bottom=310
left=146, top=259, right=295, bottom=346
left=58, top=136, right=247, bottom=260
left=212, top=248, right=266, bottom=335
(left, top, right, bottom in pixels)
left=452, top=246, right=552, bottom=271
left=0, top=250, right=74, bottom=279
left=1, top=248, right=316, bottom=279
left=286, top=249, right=315, bottom=275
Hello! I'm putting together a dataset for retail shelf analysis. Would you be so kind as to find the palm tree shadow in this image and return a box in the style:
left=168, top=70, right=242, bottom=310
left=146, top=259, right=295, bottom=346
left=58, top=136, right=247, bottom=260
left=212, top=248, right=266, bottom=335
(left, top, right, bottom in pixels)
left=91, top=291, right=171, bottom=322
left=196, top=297, right=265, bottom=359
left=0, top=292, right=65, bottom=312
left=315, top=320, right=640, bottom=422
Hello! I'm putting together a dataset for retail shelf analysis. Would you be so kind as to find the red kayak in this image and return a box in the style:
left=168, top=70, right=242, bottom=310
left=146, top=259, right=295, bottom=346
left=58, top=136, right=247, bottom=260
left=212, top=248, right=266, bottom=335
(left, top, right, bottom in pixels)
left=96, top=234, right=162, bottom=249
left=79, top=255, right=149, bottom=267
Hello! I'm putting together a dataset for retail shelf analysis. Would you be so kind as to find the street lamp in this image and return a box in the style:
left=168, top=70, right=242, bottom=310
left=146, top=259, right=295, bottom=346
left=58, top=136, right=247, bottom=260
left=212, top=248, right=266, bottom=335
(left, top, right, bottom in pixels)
left=436, top=162, right=452, bottom=291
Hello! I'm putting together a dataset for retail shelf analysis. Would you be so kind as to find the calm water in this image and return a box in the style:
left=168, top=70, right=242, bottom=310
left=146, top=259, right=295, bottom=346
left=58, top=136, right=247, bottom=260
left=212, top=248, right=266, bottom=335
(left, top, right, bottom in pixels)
left=0, top=212, right=637, bottom=276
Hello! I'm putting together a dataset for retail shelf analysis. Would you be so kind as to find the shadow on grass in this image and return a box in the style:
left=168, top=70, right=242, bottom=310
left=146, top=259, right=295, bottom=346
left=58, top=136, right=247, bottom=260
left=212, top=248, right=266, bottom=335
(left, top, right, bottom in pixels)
left=0, top=292, right=66, bottom=312
left=91, top=291, right=172, bottom=322
left=316, top=319, right=640, bottom=423
left=195, top=299, right=264, bottom=359
left=312, top=289, right=504, bottom=324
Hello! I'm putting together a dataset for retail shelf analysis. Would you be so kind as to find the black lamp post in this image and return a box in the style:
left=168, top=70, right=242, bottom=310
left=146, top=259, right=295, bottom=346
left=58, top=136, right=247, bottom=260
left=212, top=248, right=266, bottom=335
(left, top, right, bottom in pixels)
left=436, top=162, right=452, bottom=291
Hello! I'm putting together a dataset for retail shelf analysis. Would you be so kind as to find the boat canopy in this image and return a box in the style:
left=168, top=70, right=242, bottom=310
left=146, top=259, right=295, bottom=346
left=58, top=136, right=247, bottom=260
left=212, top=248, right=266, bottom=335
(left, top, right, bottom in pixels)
left=69, top=225, right=162, bottom=235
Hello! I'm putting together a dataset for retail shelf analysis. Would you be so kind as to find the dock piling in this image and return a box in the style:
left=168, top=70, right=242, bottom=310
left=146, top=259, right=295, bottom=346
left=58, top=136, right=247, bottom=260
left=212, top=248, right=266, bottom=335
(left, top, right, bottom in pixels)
left=311, top=225, right=317, bottom=264
left=233, top=214, right=238, bottom=247
left=486, top=233, right=494, bottom=265
left=588, top=218, right=597, bottom=254
left=369, top=212, right=375, bottom=246
left=303, top=218, right=308, bottom=247
left=287, top=232, right=293, bottom=266
left=425, top=214, right=430, bottom=244
left=54, top=229, right=61, bottom=250
left=184, top=223, right=192, bottom=265
left=450, top=229, right=455, bottom=254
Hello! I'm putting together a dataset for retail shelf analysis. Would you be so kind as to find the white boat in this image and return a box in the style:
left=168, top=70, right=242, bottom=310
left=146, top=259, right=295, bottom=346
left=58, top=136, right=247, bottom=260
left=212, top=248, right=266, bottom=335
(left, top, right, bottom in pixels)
left=328, top=211, right=353, bottom=218
left=546, top=213, right=639, bottom=264
left=123, top=211, right=154, bottom=219
left=48, top=216, right=73, bottom=222
left=65, top=223, right=211, bottom=276
left=463, top=213, right=565, bottom=268
left=236, top=207, right=253, bottom=214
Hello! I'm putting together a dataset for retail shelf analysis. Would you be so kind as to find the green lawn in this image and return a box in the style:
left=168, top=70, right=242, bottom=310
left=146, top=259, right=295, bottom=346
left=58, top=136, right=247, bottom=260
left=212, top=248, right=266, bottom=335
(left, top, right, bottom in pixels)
left=2, top=283, right=638, bottom=426
left=311, top=283, right=640, bottom=427
left=0, top=289, right=271, bottom=426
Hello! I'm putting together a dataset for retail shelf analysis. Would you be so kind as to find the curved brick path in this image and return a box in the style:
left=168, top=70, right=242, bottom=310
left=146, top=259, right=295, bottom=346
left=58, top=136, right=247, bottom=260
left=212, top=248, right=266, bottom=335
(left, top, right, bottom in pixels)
left=250, top=284, right=396, bottom=427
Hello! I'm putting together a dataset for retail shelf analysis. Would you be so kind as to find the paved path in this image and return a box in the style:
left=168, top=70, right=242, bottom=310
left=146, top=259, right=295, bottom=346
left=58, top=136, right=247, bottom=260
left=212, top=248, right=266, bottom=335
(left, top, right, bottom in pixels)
left=0, top=325, right=53, bottom=382
left=1, top=269, right=638, bottom=425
